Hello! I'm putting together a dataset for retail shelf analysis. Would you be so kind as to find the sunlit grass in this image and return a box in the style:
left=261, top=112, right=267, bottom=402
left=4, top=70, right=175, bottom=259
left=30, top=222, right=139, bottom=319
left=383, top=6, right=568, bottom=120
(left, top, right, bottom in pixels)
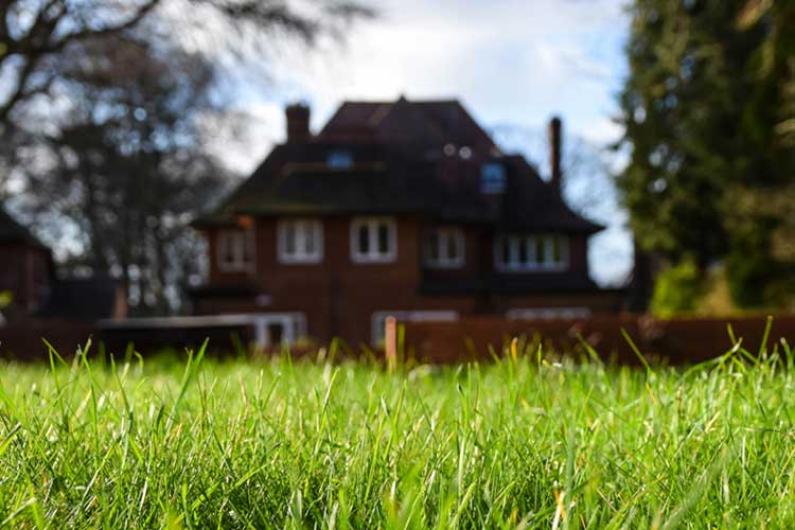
left=1, top=336, right=794, bottom=528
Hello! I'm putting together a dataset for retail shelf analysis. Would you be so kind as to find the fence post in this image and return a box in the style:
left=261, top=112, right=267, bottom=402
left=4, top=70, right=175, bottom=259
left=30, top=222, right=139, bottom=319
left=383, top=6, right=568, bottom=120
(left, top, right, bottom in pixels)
left=385, top=316, right=397, bottom=371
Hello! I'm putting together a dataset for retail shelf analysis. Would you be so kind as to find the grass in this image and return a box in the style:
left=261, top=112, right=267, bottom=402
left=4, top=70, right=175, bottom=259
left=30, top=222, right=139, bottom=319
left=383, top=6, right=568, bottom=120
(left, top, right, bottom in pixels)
left=1, top=336, right=795, bottom=529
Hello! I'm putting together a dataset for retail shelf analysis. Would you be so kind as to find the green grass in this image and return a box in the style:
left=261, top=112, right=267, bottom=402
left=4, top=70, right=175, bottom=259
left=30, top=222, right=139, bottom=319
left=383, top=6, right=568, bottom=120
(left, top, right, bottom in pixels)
left=1, top=337, right=795, bottom=529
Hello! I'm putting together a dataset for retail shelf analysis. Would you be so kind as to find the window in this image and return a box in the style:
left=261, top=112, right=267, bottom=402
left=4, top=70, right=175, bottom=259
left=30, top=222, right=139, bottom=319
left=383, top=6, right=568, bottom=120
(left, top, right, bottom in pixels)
left=350, top=217, right=397, bottom=263
left=247, top=313, right=307, bottom=348
left=217, top=230, right=254, bottom=272
left=278, top=218, right=323, bottom=263
left=506, top=307, right=591, bottom=320
left=424, top=227, right=465, bottom=268
left=327, top=150, right=353, bottom=170
left=494, top=234, right=568, bottom=271
left=480, top=163, right=506, bottom=194
left=371, top=310, right=458, bottom=345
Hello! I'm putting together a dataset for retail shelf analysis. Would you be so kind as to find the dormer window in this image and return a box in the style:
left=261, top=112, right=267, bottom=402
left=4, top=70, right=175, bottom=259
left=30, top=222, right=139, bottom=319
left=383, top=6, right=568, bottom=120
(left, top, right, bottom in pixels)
left=327, top=150, right=353, bottom=170
left=481, top=163, right=506, bottom=194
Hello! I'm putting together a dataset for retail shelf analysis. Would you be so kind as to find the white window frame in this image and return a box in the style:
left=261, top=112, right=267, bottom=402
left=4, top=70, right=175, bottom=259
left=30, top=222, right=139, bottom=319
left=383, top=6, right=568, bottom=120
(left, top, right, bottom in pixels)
left=217, top=229, right=254, bottom=272
left=494, top=234, right=569, bottom=272
left=424, top=227, right=465, bottom=269
left=250, top=312, right=307, bottom=347
left=350, top=217, right=397, bottom=263
left=371, top=310, right=459, bottom=345
left=506, top=307, right=591, bottom=320
left=277, top=218, right=323, bottom=264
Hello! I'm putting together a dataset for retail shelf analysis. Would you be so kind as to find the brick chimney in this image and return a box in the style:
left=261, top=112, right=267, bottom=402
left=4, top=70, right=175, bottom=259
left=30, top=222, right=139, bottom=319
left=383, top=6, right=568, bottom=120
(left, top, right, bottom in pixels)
left=548, top=116, right=562, bottom=194
left=285, top=103, right=310, bottom=143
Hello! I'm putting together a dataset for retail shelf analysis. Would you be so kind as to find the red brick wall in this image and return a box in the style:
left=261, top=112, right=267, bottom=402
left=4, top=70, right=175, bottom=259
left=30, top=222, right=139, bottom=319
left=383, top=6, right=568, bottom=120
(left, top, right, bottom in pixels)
left=0, top=243, right=51, bottom=314
left=197, top=215, right=606, bottom=345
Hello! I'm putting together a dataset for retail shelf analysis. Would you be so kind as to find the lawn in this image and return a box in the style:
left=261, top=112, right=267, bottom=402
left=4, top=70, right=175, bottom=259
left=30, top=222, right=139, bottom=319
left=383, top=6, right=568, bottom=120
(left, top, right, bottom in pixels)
left=1, top=339, right=794, bottom=529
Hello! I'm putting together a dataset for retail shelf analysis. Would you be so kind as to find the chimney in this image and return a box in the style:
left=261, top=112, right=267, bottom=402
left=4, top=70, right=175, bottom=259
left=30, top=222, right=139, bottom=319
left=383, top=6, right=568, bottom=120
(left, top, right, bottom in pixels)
left=285, top=103, right=310, bottom=143
left=548, top=116, right=562, bottom=194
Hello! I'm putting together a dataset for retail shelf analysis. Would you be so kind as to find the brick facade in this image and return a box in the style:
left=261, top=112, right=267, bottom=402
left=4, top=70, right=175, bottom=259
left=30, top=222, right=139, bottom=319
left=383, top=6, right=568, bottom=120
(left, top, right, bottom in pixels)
left=192, top=98, right=626, bottom=345
left=0, top=241, right=52, bottom=316
left=194, top=215, right=623, bottom=345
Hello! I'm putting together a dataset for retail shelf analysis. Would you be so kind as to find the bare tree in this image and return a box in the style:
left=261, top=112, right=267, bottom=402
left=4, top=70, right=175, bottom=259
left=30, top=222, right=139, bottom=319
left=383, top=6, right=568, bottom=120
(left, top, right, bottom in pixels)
left=19, top=35, right=231, bottom=314
left=0, top=0, right=374, bottom=126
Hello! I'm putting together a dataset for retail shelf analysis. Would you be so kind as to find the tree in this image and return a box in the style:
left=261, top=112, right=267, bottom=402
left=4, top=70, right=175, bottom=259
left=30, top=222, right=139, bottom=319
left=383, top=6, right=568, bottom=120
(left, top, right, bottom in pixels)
left=617, top=0, right=794, bottom=309
left=2, top=0, right=374, bottom=314
left=0, top=0, right=373, bottom=127
left=18, top=37, right=227, bottom=314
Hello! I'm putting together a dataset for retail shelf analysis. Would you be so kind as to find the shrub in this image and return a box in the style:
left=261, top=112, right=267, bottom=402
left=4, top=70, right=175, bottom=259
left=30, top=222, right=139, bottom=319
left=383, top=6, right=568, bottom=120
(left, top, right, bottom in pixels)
left=650, top=257, right=704, bottom=317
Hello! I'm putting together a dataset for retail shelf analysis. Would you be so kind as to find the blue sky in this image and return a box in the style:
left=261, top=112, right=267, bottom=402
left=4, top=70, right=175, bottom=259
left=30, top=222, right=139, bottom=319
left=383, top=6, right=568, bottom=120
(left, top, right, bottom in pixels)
left=218, top=0, right=633, bottom=284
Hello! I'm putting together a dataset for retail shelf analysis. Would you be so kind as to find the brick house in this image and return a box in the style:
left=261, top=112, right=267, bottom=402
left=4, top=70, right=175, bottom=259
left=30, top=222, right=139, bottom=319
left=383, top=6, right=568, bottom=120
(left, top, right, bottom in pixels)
left=191, top=97, right=624, bottom=346
left=0, top=204, right=127, bottom=325
left=0, top=205, right=53, bottom=317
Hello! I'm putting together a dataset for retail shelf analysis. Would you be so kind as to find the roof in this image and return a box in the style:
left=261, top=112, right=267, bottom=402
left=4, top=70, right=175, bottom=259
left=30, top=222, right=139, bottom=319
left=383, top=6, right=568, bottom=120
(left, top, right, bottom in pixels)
left=196, top=97, right=602, bottom=234
left=0, top=205, right=48, bottom=248
left=319, top=98, right=498, bottom=156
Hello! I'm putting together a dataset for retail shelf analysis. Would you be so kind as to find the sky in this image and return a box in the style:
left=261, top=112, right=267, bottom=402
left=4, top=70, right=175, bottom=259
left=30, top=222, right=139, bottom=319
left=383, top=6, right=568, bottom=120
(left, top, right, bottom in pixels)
left=219, top=0, right=633, bottom=285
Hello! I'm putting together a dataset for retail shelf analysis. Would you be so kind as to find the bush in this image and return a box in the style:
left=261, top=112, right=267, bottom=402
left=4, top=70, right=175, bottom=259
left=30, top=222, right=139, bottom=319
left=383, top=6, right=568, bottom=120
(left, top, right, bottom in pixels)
left=650, top=257, right=704, bottom=317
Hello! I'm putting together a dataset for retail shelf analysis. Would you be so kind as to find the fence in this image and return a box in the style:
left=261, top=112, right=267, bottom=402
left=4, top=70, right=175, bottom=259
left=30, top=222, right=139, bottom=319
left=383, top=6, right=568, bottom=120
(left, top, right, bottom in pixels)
left=0, top=318, right=97, bottom=361
left=2, top=314, right=794, bottom=365
left=398, top=314, right=795, bottom=365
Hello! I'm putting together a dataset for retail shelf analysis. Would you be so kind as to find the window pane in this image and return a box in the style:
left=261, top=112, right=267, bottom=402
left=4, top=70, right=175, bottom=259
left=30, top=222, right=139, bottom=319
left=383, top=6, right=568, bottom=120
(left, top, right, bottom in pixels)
left=518, top=237, right=528, bottom=265
left=428, top=232, right=439, bottom=261
left=222, top=234, right=234, bottom=263
left=232, top=233, right=243, bottom=262
left=377, top=223, right=390, bottom=253
left=446, top=233, right=458, bottom=261
left=304, top=224, right=316, bottom=254
left=536, top=236, right=546, bottom=264
left=358, top=224, right=370, bottom=254
left=284, top=224, right=296, bottom=254
left=552, top=236, right=562, bottom=263
left=509, top=237, right=519, bottom=264
left=500, top=237, right=510, bottom=265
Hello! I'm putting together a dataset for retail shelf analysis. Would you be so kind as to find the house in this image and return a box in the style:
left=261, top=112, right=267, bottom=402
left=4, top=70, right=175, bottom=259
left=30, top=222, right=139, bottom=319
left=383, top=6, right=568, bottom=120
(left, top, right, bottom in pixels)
left=0, top=204, right=126, bottom=324
left=190, top=97, right=624, bottom=346
left=0, top=205, right=53, bottom=318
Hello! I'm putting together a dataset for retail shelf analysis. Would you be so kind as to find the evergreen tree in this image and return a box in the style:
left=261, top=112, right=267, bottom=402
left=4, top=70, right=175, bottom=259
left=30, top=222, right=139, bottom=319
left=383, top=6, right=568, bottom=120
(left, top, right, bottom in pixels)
left=617, top=0, right=794, bottom=310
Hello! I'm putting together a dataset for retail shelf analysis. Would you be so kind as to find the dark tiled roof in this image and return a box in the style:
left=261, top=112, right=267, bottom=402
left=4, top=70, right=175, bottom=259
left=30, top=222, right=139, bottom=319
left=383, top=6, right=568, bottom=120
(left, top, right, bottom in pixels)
left=196, top=98, right=602, bottom=234
left=0, top=205, right=48, bottom=248
left=320, top=98, right=498, bottom=156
